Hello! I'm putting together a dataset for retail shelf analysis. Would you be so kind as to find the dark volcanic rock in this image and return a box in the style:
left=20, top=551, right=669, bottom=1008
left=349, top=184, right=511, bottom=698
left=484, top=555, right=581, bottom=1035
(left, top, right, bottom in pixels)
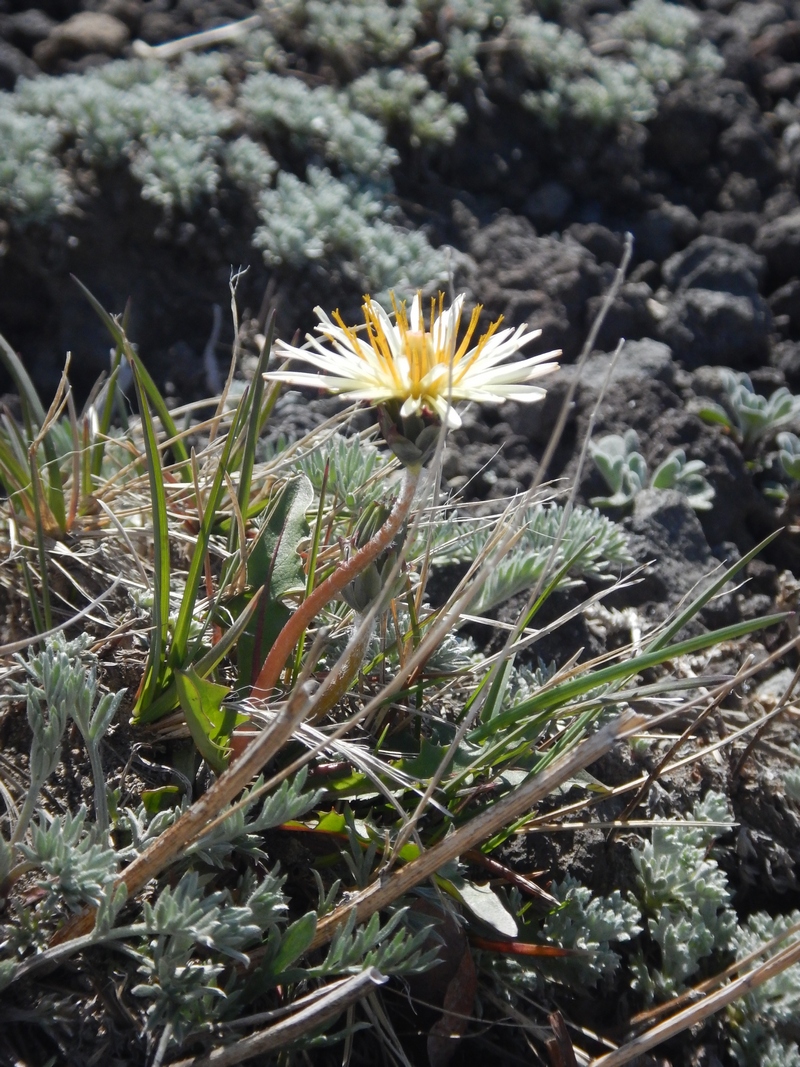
left=632, top=202, right=699, bottom=263
left=661, top=234, right=766, bottom=294
left=469, top=213, right=605, bottom=361
left=0, top=8, right=56, bottom=51
left=620, top=488, right=738, bottom=625
left=0, top=39, right=37, bottom=87
left=659, top=288, right=771, bottom=369
left=565, top=222, right=626, bottom=267
left=586, top=281, right=661, bottom=352
left=755, top=209, right=800, bottom=287
left=658, top=235, right=771, bottom=368
left=700, top=209, right=760, bottom=244
left=647, top=77, right=779, bottom=202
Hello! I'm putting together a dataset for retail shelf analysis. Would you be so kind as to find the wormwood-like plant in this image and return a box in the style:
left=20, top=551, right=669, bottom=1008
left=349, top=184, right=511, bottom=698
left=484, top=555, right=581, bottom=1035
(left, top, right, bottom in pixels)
left=630, top=791, right=737, bottom=1002
left=0, top=283, right=794, bottom=1065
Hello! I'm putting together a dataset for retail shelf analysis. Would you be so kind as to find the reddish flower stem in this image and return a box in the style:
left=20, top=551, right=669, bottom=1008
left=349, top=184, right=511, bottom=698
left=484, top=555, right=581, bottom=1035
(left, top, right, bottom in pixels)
left=250, top=466, right=419, bottom=701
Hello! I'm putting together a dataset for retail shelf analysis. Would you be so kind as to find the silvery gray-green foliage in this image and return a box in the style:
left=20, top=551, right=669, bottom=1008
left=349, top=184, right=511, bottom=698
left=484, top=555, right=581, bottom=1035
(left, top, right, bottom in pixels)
left=312, top=906, right=439, bottom=977
left=511, top=0, right=721, bottom=128
left=609, top=0, right=708, bottom=49
left=11, top=633, right=123, bottom=845
left=444, top=27, right=483, bottom=81
left=477, top=877, right=640, bottom=998
left=591, top=429, right=714, bottom=511
left=131, top=869, right=284, bottom=1039
left=283, top=0, right=420, bottom=68
left=420, top=0, right=522, bottom=31
left=254, top=166, right=382, bottom=265
left=0, top=109, right=70, bottom=221
left=426, top=500, right=633, bottom=614
left=590, top=429, right=648, bottom=508
left=300, top=433, right=388, bottom=510
left=223, top=135, right=278, bottom=194
left=603, top=0, right=723, bottom=83
left=131, top=132, right=222, bottom=212
left=500, top=659, right=558, bottom=710
left=777, top=432, right=800, bottom=482
left=240, top=71, right=398, bottom=179
left=630, top=791, right=737, bottom=1001
left=698, top=371, right=800, bottom=449
left=254, top=166, right=452, bottom=300
left=348, top=68, right=467, bottom=147
left=510, top=14, right=657, bottom=127
left=649, top=448, right=716, bottom=511
left=186, top=767, right=322, bottom=867
left=1, top=52, right=238, bottom=217
left=727, top=911, right=800, bottom=1066
left=537, top=876, right=642, bottom=986
left=17, top=807, right=117, bottom=911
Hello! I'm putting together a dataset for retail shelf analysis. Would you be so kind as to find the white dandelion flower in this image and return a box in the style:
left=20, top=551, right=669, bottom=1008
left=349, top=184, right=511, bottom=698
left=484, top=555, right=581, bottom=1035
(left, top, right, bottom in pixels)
left=264, top=291, right=560, bottom=429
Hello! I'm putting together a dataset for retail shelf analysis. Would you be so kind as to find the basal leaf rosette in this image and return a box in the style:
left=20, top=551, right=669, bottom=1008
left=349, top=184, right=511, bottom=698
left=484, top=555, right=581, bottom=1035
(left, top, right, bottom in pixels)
left=265, top=292, right=560, bottom=468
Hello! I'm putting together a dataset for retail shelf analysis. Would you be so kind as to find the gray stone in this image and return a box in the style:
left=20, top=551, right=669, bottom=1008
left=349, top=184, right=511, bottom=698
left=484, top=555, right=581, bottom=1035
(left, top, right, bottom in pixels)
left=662, top=235, right=765, bottom=295
left=34, top=12, right=129, bottom=68
left=659, top=287, right=771, bottom=369
left=755, top=210, right=800, bottom=286
left=0, top=41, right=38, bottom=89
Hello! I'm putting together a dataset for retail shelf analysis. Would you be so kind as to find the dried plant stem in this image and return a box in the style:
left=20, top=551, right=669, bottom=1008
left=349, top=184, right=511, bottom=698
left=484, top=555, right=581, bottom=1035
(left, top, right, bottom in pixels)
left=50, top=466, right=419, bottom=947
left=589, top=932, right=800, bottom=1067
left=251, top=465, right=419, bottom=699
left=131, top=14, right=262, bottom=59
left=169, top=969, right=387, bottom=1067
left=307, top=710, right=644, bottom=952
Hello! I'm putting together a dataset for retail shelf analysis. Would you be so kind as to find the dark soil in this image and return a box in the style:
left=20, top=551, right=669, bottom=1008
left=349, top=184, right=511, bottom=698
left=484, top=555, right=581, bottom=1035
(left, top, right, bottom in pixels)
left=3, top=1, right=800, bottom=1065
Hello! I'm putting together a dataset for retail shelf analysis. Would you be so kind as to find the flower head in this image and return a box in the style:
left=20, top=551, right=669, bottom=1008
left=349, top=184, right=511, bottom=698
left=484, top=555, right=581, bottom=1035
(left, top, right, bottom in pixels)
left=264, top=292, right=560, bottom=429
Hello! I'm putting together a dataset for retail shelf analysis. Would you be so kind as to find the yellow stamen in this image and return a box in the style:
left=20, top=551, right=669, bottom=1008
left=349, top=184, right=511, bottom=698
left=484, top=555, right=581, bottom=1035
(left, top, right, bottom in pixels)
left=453, top=304, right=484, bottom=363
left=460, top=315, right=504, bottom=372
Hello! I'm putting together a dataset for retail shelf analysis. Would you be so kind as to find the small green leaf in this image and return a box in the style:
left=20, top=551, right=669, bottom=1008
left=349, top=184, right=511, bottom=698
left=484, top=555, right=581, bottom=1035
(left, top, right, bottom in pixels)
left=175, top=668, right=243, bottom=774
left=141, top=785, right=183, bottom=813
left=696, top=402, right=734, bottom=431
left=247, top=476, right=313, bottom=597
left=439, top=874, right=518, bottom=938
left=315, top=810, right=348, bottom=835
left=272, top=912, right=317, bottom=973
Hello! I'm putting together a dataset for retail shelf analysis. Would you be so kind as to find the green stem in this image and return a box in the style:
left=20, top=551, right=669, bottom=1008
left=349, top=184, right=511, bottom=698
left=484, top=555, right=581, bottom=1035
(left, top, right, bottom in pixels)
left=251, top=466, right=419, bottom=701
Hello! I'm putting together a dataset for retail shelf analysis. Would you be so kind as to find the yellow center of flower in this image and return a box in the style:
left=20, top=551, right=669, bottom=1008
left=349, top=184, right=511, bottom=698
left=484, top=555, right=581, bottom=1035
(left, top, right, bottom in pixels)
left=330, top=293, right=503, bottom=407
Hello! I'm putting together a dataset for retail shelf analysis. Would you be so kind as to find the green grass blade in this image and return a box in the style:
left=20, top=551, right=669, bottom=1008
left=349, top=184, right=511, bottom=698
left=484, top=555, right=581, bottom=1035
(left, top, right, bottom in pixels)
left=0, top=331, right=46, bottom=431
left=0, top=333, right=69, bottom=532
left=91, top=302, right=130, bottom=480
left=20, top=555, right=44, bottom=636
left=27, top=461, right=53, bottom=632
left=169, top=426, right=240, bottom=671
left=0, top=437, right=35, bottom=516
left=644, top=530, right=782, bottom=654
left=72, top=276, right=190, bottom=476
left=236, top=312, right=274, bottom=520
left=468, top=612, right=787, bottom=743
left=130, top=361, right=171, bottom=717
